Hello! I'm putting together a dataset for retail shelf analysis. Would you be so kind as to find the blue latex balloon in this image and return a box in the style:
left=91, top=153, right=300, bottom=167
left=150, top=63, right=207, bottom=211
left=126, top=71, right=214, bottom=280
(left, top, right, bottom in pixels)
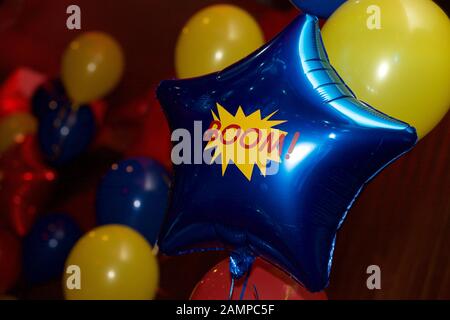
left=156, top=14, right=417, bottom=292
left=23, top=213, right=82, bottom=284
left=290, top=0, right=346, bottom=18
left=38, top=102, right=96, bottom=166
left=31, top=78, right=68, bottom=120
left=96, top=157, right=171, bottom=245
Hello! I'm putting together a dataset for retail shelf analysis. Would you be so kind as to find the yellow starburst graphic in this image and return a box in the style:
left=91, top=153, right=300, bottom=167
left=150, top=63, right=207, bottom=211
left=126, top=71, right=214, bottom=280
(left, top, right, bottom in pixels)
left=205, top=103, right=287, bottom=180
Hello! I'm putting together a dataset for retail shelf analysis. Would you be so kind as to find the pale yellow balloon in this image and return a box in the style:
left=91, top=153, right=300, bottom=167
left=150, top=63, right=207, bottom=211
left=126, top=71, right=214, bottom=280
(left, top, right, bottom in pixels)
left=322, top=0, right=450, bottom=139
left=61, top=32, right=124, bottom=104
left=175, top=4, right=265, bottom=78
left=0, top=113, right=37, bottom=154
left=64, top=225, right=159, bottom=300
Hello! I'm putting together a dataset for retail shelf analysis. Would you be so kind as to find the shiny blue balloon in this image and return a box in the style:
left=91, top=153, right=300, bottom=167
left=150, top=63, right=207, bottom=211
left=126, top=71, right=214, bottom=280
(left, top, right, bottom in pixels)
left=31, top=78, right=68, bottom=120
left=290, top=0, right=346, bottom=18
left=23, top=213, right=82, bottom=284
left=38, top=102, right=95, bottom=166
left=156, top=14, right=417, bottom=292
left=96, top=157, right=171, bottom=245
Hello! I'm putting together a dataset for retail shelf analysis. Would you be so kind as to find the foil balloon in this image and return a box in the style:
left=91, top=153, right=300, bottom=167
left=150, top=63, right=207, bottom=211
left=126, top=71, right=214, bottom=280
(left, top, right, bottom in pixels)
left=0, top=135, right=56, bottom=236
left=38, top=103, right=96, bottom=166
left=157, top=14, right=417, bottom=292
left=290, top=0, right=346, bottom=18
left=191, top=257, right=327, bottom=300
left=96, top=157, right=171, bottom=245
left=0, top=228, right=21, bottom=294
left=23, top=213, right=82, bottom=284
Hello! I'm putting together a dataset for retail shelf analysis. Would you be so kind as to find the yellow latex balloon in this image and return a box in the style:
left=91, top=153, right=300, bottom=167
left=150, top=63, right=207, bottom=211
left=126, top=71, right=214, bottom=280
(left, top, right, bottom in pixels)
left=322, top=0, right=450, bottom=139
left=175, top=4, right=265, bottom=78
left=63, top=225, right=158, bottom=300
left=61, top=32, right=124, bottom=104
left=0, top=113, right=37, bottom=154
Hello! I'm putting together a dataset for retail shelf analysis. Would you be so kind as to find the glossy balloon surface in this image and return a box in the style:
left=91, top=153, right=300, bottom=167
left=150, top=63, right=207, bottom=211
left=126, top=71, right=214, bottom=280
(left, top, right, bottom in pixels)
left=0, top=112, right=36, bottom=154
left=96, top=158, right=171, bottom=245
left=191, top=258, right=327, bottom=300
left=61, top=32, right=124, bottom=104
left=175, top=4, right=264, bottom=78
left=64, top=225, right=158, bottom=300
left=322, top=0, right=450, bottom=138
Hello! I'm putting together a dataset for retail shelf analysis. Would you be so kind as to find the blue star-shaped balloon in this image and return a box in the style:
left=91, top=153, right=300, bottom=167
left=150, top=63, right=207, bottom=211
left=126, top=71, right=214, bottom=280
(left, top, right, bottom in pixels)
left=157, top=14, right=417, bottom=292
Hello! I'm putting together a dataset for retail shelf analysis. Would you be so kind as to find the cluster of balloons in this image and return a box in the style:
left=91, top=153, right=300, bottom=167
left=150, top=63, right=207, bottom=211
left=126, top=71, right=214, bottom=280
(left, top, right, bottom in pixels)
left=174, top=1, right=449, bottom=140
left=35, top=32, right=124, bottom=166
left=0, top=30, right=165, bottom=300
left=321, top=0, right=450, bottom=139
left=56, top=157, right=169, bottom=299
left=17, top=156, right=167, bottom=299
left=157, top=0, right=449, bottom=297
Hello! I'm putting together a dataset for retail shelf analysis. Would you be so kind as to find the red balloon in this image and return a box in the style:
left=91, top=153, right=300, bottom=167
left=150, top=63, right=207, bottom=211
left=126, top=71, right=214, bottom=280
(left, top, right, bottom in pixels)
left=0, top=93, right=28, bottom=119
left=124, top=90, right=172, bottom=171
left=0, top=228, right=21, bottom=294
left=191, top=258, right=327, bottom=300
left=90, top=100, right=108, bottom=128
left=0, top=135, right=56, bottom=236
left=0, top=68, right=46, bottom=119
left=95, top=87, right=172, bottom=171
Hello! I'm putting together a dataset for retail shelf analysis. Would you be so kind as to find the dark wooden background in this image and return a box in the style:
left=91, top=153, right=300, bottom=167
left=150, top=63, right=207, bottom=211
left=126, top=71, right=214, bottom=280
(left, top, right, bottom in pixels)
left=0, top=0, right=448, bottom=299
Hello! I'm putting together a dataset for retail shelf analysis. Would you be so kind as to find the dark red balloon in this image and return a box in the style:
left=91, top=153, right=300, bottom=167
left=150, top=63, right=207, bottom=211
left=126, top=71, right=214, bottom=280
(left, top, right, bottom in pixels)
left=0, top=135, right=56, bottom=236
left=0, top=228, right=21, bottom=294
left=191, top=258, right=327, bottom=300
